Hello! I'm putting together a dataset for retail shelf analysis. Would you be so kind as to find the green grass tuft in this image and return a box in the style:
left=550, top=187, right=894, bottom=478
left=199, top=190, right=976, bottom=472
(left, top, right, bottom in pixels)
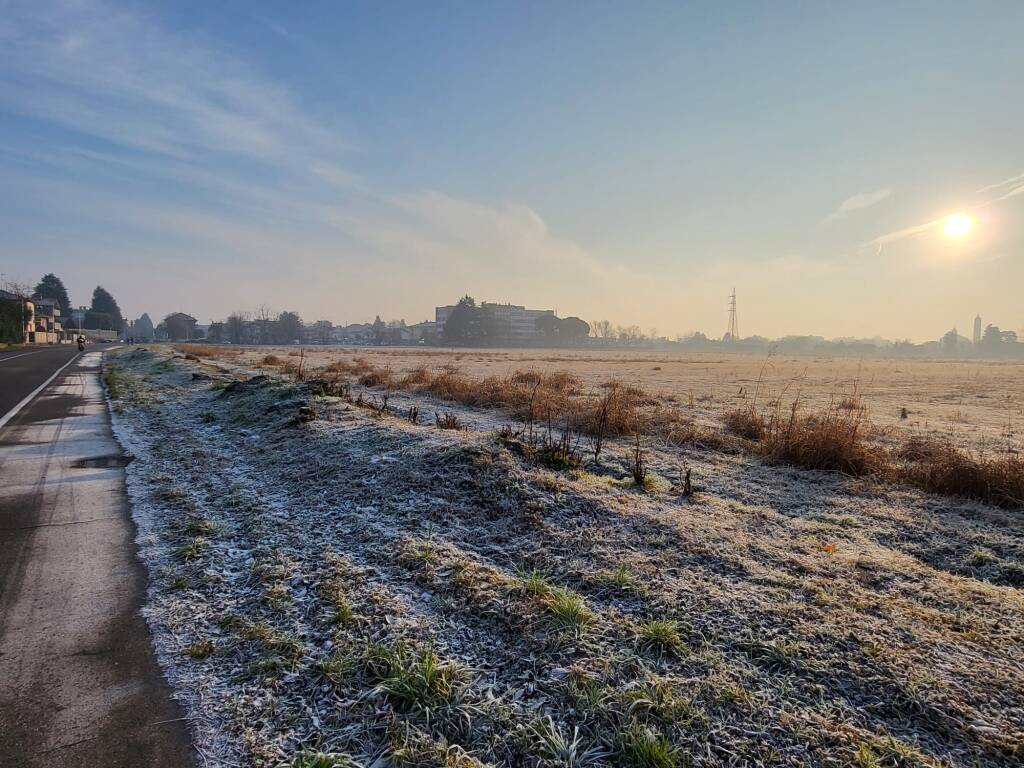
left=616, top=724, right=679, bottom=768
left=636, top=619, right=683, bottom=654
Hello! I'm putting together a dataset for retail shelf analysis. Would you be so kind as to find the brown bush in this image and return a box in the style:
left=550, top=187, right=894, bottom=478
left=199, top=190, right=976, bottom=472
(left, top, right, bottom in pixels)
left=359, top=368, right=393, bottom=387
left=578, top=381, right=643, bottom=437
left=435, top=411, right=465, bottom=430
left=322, top=360, right=355, bottom=375
left=261, top=354, right=281, bottom=366
left=723, top=409, right=765, bottom=440
left=351, top=357, right=374, bottom=375
left=761, top=403, right=876, bottom=475
left=400, top=366, right=432, bottom=386
left=510, top=370, right=543, bottom=386
left=895, top=438, right=1024, bottom=509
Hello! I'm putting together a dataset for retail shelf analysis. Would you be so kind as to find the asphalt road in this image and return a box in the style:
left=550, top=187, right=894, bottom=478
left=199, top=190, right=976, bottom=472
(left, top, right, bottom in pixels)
left=0, top=348, right=195, bottom=767
left=0, top=346, right=81, bottom=421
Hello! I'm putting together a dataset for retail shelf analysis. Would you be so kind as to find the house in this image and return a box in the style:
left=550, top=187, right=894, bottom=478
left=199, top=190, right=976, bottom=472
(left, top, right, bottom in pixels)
left=332, top=323, right=374, bottom=344
left=303, top=320, right=334, bottom=345
left=31, top=297, right=64, bottom=344
left=408, top=321, right=438, bottom=343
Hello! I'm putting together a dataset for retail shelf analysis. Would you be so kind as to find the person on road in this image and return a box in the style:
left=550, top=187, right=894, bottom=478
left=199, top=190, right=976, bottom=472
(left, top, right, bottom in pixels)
left=76, top=334, right=85, bottom=352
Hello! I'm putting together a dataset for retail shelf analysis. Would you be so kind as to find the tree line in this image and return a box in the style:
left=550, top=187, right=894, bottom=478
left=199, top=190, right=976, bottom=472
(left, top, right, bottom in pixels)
left=5, top=273, right=125, bottom=332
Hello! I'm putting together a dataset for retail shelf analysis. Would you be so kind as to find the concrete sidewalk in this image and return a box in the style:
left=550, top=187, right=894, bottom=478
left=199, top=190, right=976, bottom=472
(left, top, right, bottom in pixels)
left=0, top=352, right=195, bottom=767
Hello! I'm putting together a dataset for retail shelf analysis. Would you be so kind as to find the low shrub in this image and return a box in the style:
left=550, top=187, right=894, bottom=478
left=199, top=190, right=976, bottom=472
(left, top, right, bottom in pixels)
left=722, top=408, right=765, bottom=440
left=895, top=438, right=1024, bottom=509
left=761, top=402, right=875, bottom=475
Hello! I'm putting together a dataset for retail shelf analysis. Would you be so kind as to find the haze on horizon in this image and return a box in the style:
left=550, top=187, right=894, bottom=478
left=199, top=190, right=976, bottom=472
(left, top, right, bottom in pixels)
left=2, top=0, right=1022, bottom=342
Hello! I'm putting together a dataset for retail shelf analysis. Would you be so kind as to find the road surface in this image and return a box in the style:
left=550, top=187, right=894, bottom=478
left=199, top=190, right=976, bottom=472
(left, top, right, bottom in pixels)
left=0, top=347, right=195, bottom=767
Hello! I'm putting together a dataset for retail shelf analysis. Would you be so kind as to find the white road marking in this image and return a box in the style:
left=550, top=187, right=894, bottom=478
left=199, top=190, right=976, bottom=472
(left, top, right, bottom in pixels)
left=0, top=351, right=82, bottom=433
left=0, top=348, right=57, bottom=363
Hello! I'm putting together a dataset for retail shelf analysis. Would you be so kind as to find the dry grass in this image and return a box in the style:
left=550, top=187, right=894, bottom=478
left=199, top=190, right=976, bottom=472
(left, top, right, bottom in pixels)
left=358, top=368, right=393, bottom=387
left=895, top=437, right=1024, bottom=509
left=761, top=401, right=876, bottom=475
left=175, top=344, right=243, bottom=360
left=722, top=408, right=765, bottom=440
left=184, top=345, right=1024, bottom=508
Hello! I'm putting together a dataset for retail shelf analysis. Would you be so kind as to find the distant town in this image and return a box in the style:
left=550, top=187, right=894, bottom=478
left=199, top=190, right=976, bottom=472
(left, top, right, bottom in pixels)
left=2, top=274, right=1022, bottom=359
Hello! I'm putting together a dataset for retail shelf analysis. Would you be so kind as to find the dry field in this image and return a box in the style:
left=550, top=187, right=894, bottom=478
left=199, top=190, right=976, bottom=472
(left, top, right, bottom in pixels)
left=211, top=346, right=1024, bottom=455
left=104, top=345, right=1024, bottom=768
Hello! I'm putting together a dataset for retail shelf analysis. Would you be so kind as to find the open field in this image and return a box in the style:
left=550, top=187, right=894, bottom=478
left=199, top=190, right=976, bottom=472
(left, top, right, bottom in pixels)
left=200, top=346, right=1024, bottom=456
left=106, top=346, right=1024, bottom=768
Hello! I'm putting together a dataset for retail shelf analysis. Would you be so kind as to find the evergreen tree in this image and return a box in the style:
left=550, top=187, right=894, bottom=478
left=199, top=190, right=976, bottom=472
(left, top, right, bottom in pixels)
left=89, top=286, right=123, bottom=331
left=33, top=273, right=72, bottom=317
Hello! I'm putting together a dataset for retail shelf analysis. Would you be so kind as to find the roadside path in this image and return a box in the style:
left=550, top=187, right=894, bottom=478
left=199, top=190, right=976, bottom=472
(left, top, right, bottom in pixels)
left=0, top=350, right=195, bottom=767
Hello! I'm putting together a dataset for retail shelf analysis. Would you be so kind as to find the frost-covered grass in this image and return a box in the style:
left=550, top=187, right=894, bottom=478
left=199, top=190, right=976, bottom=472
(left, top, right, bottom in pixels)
left=111, top=347, right=1024, bottom=768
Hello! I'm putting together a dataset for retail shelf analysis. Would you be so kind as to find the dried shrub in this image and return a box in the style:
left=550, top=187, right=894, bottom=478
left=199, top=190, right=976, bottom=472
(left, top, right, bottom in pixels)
left=261, top=354, right=282, bottom=366
left=895, top=438, right=1024, bottom=509
left=351, top=357, right=374, bottom=375
left=400, top=366, right=431, bottom=386
left=723, top=409, right=765, bottom=440
left=578, top=381, right=644, bottom=438
left=359, top=368, right=393, bottom=387
left=761, top=402, right=876, bottom=476
left=435, top=411, right=464, bottom=430
left=322, top=360, right=355, bottom=375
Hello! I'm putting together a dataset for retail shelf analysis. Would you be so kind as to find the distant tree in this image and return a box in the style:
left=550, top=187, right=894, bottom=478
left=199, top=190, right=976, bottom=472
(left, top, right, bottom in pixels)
left=226, top=311, right=250, bottom=344
left=275, top=311, right=303, bottom=344
left=371, top=315, right=387, bottom=345
left=3, top=280, right=32, bottom=298
left=619, top=325, right=641, bottom=344
left=254, top=304, right=274, bottom=345
left=942, top=328, right=960, bottom=351
left=982, top=324, right=1002, bottom=348
left=443, top=295, right=493, bottom=345
left=84, top=311, right=113, bottom=330
left=0, top=295, right=27, bottom=344
left=560, top=317, right=590, bottom=345
left=207, top=322, right=225, bottom=344
left=1002, top=329, right=1018, bottom=344
left=163, top=312, right=197, bottom=341
left=89, top=286, right=123, bottom=331
left=134, top=313, right=155, bottom=341
left=535, top=314, right=561, bottom=343
left=591, top=319, right=613, bottom=339
left=33, top=273, right=72, bottom=317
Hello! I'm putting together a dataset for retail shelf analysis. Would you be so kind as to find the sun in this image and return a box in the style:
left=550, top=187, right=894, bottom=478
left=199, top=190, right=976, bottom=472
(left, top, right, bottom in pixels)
left=943, top=212, right=974, bottom=238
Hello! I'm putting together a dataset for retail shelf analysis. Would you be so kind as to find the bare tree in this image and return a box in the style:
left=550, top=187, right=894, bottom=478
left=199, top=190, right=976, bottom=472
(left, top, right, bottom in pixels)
left=254, top=304, right=274, bottom=345
left=226, top=311, right=251, bottom=345
left=591, top=319, right=613, bottom=339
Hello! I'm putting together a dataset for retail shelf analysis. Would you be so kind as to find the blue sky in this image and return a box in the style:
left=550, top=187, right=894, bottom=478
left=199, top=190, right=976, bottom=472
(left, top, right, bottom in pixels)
left=2, top=0, right=1022, bottom=339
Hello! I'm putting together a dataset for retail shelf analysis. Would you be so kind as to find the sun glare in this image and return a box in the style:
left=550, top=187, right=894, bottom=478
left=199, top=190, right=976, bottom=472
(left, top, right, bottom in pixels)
left=943, top=212, right=974, bottom=238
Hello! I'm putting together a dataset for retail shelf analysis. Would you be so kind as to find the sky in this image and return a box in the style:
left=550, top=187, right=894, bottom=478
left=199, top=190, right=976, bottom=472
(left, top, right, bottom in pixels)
left=1, top=0, right=1022, bottom=341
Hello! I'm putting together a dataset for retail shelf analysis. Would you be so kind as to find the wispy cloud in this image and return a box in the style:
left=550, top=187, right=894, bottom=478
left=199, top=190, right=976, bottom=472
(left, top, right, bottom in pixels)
left=820, top=188, right=892, bottom=226
left=975, top=172, right=1024, bottom=196
left=866, top=168, right=1024, bottom=252
left=0, top=0, right=649, bottom=323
